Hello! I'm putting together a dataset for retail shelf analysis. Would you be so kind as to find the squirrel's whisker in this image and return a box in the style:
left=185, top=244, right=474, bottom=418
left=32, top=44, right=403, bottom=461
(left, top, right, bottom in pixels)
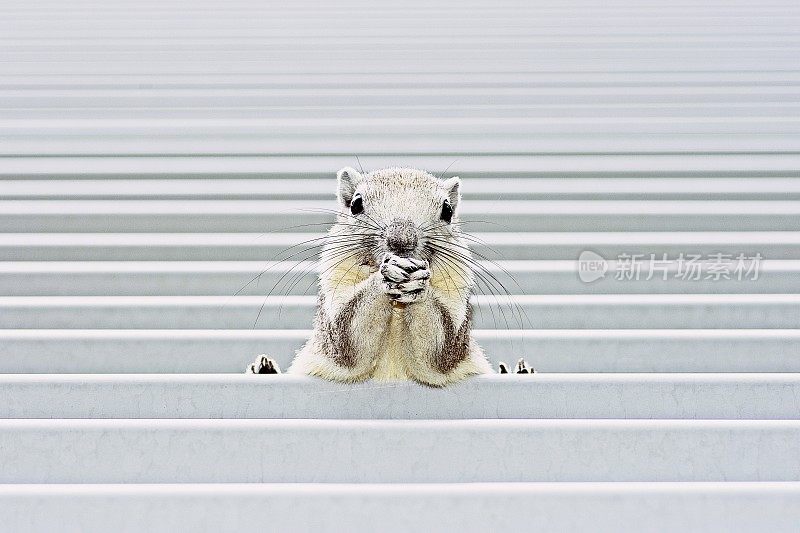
left=426, top=242, right=528, bottom=330
left=425, top=246, right=499, bottom=331
left=235, top=234, right=375, bottom=297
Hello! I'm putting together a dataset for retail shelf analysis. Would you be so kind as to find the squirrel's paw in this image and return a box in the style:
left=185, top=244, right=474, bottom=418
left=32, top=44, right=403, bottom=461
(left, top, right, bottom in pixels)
left=246, top=354, right=282, bottom=375
left=498, top=358, right=536, bottom=374
left=380, top=253, right=430, bottom=303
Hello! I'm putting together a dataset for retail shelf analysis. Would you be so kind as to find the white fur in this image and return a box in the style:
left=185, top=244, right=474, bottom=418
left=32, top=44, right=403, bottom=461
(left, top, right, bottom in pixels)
left=287, top=167, right=491, bottom=387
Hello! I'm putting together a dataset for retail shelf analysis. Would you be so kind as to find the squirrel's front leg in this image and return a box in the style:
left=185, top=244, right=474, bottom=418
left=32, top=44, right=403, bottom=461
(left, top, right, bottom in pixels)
left=381, top=254, right=491, bottom=386
left=306, top=255, right=438, bottom=380
left=287, top=267, right=394, bottom=381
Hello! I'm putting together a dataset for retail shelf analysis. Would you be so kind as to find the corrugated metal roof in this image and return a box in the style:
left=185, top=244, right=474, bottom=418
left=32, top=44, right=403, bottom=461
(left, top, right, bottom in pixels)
left=2, top=0, right=800, bottom=530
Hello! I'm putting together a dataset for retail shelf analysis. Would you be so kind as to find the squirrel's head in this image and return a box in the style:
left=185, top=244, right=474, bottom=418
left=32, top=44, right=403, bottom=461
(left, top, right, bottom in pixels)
left=335, top=166, right=462, bottom=263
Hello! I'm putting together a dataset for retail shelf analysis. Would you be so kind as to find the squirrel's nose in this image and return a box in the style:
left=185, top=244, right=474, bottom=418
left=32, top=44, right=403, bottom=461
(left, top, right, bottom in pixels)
left=385, top=218, right=419, bottom=257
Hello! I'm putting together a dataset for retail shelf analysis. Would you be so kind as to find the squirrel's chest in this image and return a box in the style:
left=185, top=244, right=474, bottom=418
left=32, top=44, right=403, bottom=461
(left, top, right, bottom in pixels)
left=371, top=306, right=410, bottom=381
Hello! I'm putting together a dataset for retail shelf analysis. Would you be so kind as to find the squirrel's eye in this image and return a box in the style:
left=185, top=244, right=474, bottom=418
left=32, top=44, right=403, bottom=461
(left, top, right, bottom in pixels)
left=440, top=200, right=453, bottom=223
left=350, top=194, right=364, bottom=215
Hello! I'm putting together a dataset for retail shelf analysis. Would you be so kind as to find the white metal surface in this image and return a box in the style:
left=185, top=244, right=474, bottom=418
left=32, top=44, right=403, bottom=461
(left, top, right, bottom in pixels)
left=1, top=231, right=799, bottom=261
left=2, top=0, right=800, bottom=529
left=3, top=294, right=800, bottom=329
left=3, top=329, right=800, bottom=373
left=2, top=259, right=800, bottom=295
left=5, top=177, right=800, bottom=199
left=4, top=199, right=800, bottom=232
left=1, top=374, right=799, bottom=419
left=1, top=419, right=799, bottom=483
left=2, top=483, right=799, bottom=533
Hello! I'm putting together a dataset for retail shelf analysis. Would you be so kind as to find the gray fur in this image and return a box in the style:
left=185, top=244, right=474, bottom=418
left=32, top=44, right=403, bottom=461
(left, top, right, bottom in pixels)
left=317, top=292, right=362, bottom=369
left=430, top=300, right=473, bottom=374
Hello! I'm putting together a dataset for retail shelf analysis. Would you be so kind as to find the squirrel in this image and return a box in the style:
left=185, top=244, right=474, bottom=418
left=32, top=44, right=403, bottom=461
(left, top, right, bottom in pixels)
left=247, top=167, right=533, bottom=386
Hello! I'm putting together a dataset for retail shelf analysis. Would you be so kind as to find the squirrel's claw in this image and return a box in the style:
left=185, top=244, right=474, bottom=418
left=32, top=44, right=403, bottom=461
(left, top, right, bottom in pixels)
left=497, top=359, right=535, bottom=375
left=515, top=358, right=535, bottom=374
left=246, top=355, right=281, bottom=375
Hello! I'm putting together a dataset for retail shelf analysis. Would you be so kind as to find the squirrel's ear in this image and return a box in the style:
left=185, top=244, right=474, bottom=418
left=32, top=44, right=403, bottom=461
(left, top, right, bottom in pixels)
left=337, top=167, right=364, bottom=208
left=441, top=176, right=461, bottom=212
